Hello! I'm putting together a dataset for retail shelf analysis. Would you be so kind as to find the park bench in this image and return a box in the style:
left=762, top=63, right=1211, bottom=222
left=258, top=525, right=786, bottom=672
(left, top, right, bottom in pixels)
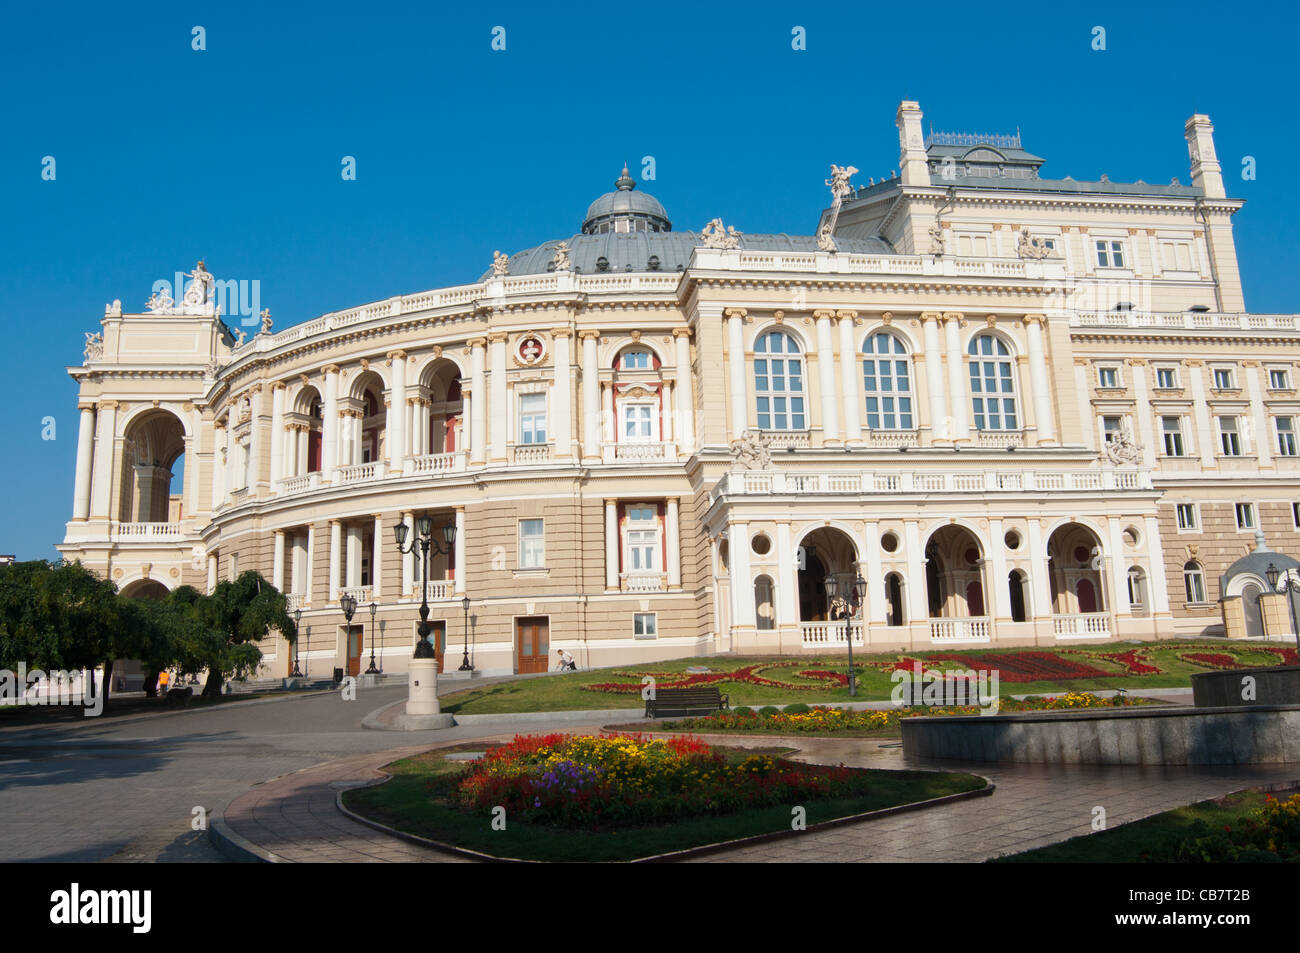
left=644, top=686, right=729, bottom=719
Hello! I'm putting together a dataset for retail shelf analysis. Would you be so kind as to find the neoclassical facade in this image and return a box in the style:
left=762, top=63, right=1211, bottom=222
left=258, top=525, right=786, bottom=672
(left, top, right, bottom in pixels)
left=59, top=101, right=1300, bottom=676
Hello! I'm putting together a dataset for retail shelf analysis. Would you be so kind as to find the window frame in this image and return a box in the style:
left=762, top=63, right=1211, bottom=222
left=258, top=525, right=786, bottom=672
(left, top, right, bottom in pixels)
left=1268, top=367, right=1292, bottom=391
left=518, top=518, right=546, bottom=569
left=1160, top=415, right=1186, bottom=457
left=1095, top=239, right=1126, bottom=269
left=1211, top=366, right=1237, bottom=390
left=1235, top=502, right=1256, bottom=531
left=861, top=331, right=914, bottom=431
left=633, top=612, right=658, bottom=639
left=1183, top=561, right=1207, bottom=604
left=753, top=330, right=806, bottom=432
left=1276, top=416, right=1298, bottom=457
left=622, top=504, right=663, bottom=574
left=1154, top=366, right=1180, bottom=390
left=1097, top=365, right=1121, bottom=389
left=517, top=391, right=548, bottom=446
left=1175, top=502, right=1200, bottom=532
left=967, top=333, right=1020, bottom=432
left=1217, top=415, right=1241, bottom=456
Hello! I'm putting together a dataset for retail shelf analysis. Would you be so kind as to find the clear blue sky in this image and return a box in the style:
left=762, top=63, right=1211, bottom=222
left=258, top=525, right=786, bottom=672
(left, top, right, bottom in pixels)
left=3, top=0, right=1297, bottom=559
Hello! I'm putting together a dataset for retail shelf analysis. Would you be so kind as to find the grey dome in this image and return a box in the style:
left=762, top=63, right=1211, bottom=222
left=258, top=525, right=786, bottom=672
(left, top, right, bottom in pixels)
left=582, top=166, right=672, bottom=234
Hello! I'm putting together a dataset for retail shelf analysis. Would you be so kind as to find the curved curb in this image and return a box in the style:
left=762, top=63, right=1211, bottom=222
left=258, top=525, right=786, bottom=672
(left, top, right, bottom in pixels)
left=336, top=750, right=994, bottom=863
left=208, top=812, right=287, bottom=864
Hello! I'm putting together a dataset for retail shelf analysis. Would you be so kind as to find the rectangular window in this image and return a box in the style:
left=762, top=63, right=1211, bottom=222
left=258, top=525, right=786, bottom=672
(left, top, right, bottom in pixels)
left=625, top=505, right=661, bottom=572
left=1175, top=503, right=1198, bottom=530
left=1212, top=367, right=1236, bottom=390
left=1294, top=502, right=1300, bottom=529
left=1277, top=417, right=1298, bottom=456
left=519, top=519, right=545, bottom=569
left=1218, top=416, right=1241, bottom=456
left=1235, top=503, right=1255, bottom=530
left=1095, top=240, right=1125, bottom=268
left=1097, top=366, right=1119, bottom=389
left=633, top=613, right=657, bottom=639
left=1161, top=416, right=1185, bottom=456
left=1269, top=368, right=1291, bottom=390
left=1101, top=416, right=1123, bottom=444
left=1155, top=367, right=1178, bottom=389
left=621, top=403, right=655, bottom=441
left=519, top=393, right=547, bottom=445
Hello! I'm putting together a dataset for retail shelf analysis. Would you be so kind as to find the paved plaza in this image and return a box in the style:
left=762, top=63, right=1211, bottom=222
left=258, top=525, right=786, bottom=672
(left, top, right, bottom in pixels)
left=1, top=687, right=1296, bottom=863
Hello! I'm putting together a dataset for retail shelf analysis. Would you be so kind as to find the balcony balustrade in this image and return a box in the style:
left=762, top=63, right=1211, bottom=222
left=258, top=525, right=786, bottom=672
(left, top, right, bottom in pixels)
left=511, top=443, right=554, bottom=465
left=620, top=571, right=666, bottom=593
left=929, top=617, right=991, bottom=643
left=112, top=522, right=184, bottom=541
left=336, top=461, right=384, bottom=485
left=405, top=451, right=467, bottom=476
left=601, top=441, right=675, bottom=463
left=1052, top=612, right=1111, bottom=640
left=800, top=621, right=864, bottom=646
left=714, top=468, right=1150, bottom=498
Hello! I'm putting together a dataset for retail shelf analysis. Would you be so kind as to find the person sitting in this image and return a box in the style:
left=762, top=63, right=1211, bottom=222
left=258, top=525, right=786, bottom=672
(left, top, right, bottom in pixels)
left=555, top=649, right=577, bottom=671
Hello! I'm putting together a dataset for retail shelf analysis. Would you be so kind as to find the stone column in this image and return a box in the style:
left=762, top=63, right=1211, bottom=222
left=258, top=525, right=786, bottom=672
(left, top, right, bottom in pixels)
left=1187, top=361, right=1216, bottom=469
left=730, top=520, right=754, bottom=627
left=862, top=520, right=885, bottom=624
left=1107, top=517, right=1130, bottom=619
left=454, top=506, right=466, bottom=594
left=580, top=330, right=601, bottom=461
left=1024, top=315, right=1057, bottom=445
left=601, top=382, right=614, bottom=443
left=1073, top=359, right=1095, bottom=451
left=207, top=553, right=218, bottom=594
left=921, top=314, right=948, bottom=444
left=904, top=519, right=928, bottom=626
left=943, top=313, right=970, bottom=442
left=304, top=526, right=315, bottom=603
left=552, top=328, right=572, bottom=458
left=269, top=382, right=285, bottom=486
left=1244, top=361, right=1272, bottom=467
left=72, top=405, right=95, bottom=520
left=665, top=497, right=681, bottom=587
left=1128, top=358, right=1157, bottom=467
left=90, top=400, right=118, bottom=519
left=838, top=312, right=862, bottom=443
left=248, top=384, right=265, bottom=494
left=329, top=520, right=342, bottom=601
left=673, top=328, right=695, bottom=451
left=388, top=350, right=407, bottom=466
left=489, top=331, right=509, bottom=462
left=662, top=381, right=674, bottom=442
left=1144, top=515, right=1172, bottom=615
left=775, top=521, right=797, bottom=629
left=372, top=514, right=384, bottom=598
left=814, top=310, right=841, bottom=444
left=1027, top=519, right=1052, bottom=621
left=322, top=365, right=340, bottom=480
left=461, top=386, right=472, bottom=458
left=272, top=530, right=285, bottom=592
left=345, top=524, right=362, bottom=588
left=604, top=499, right=619, bottom=590
left=726, top=308, right=748, bottom=440
left=987, top=518, right=1010, bottom=620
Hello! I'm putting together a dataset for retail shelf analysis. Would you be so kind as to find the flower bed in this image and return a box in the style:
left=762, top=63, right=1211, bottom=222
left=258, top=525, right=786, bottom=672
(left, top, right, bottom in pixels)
left=455, top=732, right=872, bottom=828
left=659, top=692, right=1147, bottom=734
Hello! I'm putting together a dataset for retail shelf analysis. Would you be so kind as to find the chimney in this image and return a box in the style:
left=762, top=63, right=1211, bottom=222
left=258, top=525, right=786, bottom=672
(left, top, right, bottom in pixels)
left=896, top=101, right=931, bottom=187
left=1185, top=114, right=1225, bottom=199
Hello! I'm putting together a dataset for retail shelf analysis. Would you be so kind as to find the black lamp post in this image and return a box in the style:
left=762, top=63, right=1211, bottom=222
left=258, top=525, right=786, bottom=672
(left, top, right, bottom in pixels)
left=291, top=608, right=304, bottom=677
left=341, top=593, right=357, bottom=677
left=1267, top=562, right=1300, bottom=653
left=365, top=601, right=379, bottom=674
left=823, top=572, right=866, bottom=697
left=394, top=516, right=457, bottom=659
left=459, top=594, right=474, bottom=671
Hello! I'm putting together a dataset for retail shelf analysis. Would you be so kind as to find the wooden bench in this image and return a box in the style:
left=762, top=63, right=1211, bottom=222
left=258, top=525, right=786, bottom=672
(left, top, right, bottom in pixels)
left=645, top=687, right=729, bottom=719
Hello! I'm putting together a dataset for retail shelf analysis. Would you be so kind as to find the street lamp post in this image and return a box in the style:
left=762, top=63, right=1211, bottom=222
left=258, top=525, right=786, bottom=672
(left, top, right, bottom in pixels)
left=291, top=608, right=304, bottom=678
left=823, top=572, right=866, bottom=697
left=394, top=516, right=457, bottom=660
left=365, top=601, right=379, bottom=674
left=459, top=594, right=474, bottom=671
left=1266, top=562, right=1300, bottom=654
left=341, top=592, right=357, bottom=677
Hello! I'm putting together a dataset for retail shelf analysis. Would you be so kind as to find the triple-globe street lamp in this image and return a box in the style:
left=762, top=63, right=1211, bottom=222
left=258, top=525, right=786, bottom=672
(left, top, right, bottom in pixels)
left=823, top=572, right=866, bottom=697
left=291, top=608, right=304, bottom=678
left=1265, top=562, right=1300, bottom=654
left=459, top=594, right=474, bottom=672
left=394, top=516, right=457, bottom=659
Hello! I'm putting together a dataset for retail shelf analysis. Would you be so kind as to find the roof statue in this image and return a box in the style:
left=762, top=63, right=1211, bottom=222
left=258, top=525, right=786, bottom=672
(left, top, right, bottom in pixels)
left=1016, top=229, right=1053, bottom=260
left=182, top=260, right=215, bottom=312
left=259, top=308, right=273, bottom=334
left=700, top=218, right=742, bottom=249
left=83, top=331, right=103, bottom=363
left=552, top=242, right=571, bottom=272
left=826, top=164, right=858, bottom=203
left=145, top=287, right=175, bottom=313
left=491, top=250, right=510, bottom=277
left=729, top=429, right=773, bottom=470
left=817, top=222, right=836, bottom=252
left=928, top=220, right=945, bottom=258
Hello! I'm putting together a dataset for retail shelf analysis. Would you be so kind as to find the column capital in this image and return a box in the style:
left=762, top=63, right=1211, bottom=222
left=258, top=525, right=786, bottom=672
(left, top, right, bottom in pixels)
left=78, top=401, right=96, bottom=412
left=386, top=349, right=407, bottom=362
left=578, top=329, right=602, bottom=342
left=466, top=336, right=488, bottom=349
left=1126, top=357, right=1148, bottom=366
left=941, top=311, right=964, bottom=323
left=1022, top=313, right=1046, bottom=326
left=1186, top=359, right=1205, bottom=368
left=487, top=330, right=510, bottom=343
left=270, top=380, right=286, bottom=391
left=603, top=497, right=618, bottom=505
left=835, top=309, right=858, bottom=321
left=273, top=528, right=285, bottom=537
left=550, top=326, right=573, bottom=339
left=813, top=309, right=836, bottom=320
left=920, top=311, right=943, bottom=323
left=671, top=326, right=692, bottom=339
left=1241, top=359, right=1261, bottom=368
left=322, top=363, right=341, bottom=375
left=723, top=308, right=748, bottom=319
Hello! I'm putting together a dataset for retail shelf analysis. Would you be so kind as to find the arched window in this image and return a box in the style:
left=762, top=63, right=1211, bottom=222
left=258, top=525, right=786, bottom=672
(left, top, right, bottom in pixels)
left=1127, top=567, right=1147, bottom=612
left=619, top=348, right=653, bottom=371
left=754, top=331, right=805, bottom=430
left=968, top=334, right=1018, bottom=430
left=1183, top=560, right=1207, bottom=603
left=862, top=332, right=913, bottom=430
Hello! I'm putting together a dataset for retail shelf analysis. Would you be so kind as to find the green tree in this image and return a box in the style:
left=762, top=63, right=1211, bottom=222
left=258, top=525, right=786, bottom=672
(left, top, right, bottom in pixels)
left=195, top=572, right=295, bottom=698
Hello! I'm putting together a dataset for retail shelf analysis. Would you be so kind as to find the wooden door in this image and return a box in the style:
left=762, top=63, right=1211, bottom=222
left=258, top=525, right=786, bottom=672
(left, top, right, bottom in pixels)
left=430, top=621, right=447, bottom=673
left=515, top=617, right=549, bottom=674
left=346, top=624, right=363, bottom=676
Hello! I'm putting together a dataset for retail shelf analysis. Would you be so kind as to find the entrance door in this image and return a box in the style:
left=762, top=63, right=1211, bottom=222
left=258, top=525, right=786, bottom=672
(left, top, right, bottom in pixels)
left=515, top=617, right=550, bottom=674
left=346, top=624, right=364, bottom=676
left=430, top=621, right=447, bottom=673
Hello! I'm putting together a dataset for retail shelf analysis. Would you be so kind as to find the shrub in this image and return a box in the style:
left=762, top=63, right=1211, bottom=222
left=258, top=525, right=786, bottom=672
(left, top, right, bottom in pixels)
left=731, top=706, right=754, bottom=716
left=758, top=706, right=781, bottom=717
left=783, top=703, right=812, bottom=715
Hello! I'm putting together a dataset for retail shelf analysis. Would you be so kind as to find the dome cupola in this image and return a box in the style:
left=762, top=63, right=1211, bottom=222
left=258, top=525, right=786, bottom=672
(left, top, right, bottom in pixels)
left=581, top=165, right=672, bottom=234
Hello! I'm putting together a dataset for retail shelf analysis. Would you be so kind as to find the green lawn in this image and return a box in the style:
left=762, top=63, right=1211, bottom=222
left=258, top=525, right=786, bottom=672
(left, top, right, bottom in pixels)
left=439, top=641, right=1289, bottom=715
left=342, top=744, right=987, bottom=862
left=992, top=787, right=1297, bottom=863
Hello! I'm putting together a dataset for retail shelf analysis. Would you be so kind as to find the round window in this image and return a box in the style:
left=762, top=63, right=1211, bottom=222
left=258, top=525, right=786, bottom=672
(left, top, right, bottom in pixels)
left=881, top=532, right=899, bottom=553
left=1123, top=526, right=1141, bottom=548
left=1004, top=530, right=1021, bottom=551
left=964, top=547, right=979, bottom=566
left=751, top=534, right=772, bottom=556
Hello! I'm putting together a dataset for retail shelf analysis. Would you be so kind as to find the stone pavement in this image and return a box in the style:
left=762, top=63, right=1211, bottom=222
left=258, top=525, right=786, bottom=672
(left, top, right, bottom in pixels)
left=211, top=728, right=1300, bottom=863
